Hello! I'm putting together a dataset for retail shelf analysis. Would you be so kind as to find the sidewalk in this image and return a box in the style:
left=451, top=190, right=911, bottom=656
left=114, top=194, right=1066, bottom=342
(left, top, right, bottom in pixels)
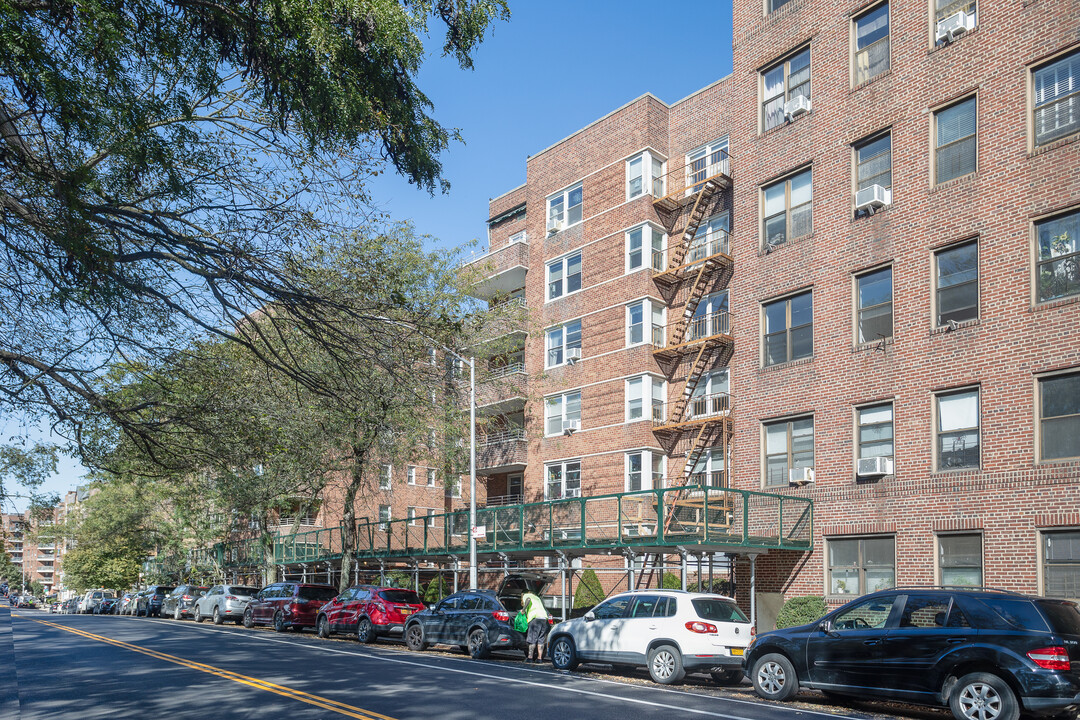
left=0, top=605, right=20, bottom=719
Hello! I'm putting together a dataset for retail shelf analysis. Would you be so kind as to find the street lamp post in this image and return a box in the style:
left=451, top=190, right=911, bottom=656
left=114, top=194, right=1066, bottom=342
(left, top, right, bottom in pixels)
left=468, top=355, right=477, bottom=590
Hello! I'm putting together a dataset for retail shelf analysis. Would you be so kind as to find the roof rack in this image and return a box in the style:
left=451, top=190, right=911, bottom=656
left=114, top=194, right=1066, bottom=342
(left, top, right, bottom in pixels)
left=875, top=585, right=1027, bottom=596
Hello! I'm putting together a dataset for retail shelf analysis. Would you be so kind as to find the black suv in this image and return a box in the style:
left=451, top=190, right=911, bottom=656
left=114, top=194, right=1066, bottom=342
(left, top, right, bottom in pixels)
left=134, top=585, right=175, bottom=617
left=162, top=585, right=208, bottom=620
left=745, top=588, right=1080, bottom=720
left=404, top=590, right=527, bottom=659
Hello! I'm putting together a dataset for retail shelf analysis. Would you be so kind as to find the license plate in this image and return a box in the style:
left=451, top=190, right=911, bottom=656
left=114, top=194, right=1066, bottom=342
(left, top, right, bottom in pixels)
left=730, top=648, right=744, bottom=656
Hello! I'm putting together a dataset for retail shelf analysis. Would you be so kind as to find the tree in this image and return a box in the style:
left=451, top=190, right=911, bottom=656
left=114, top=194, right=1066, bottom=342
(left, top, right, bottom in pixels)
left=0, top=0, right=509, bottom=484
left=573, top=569, right=604, bottom=609
left=0, top=443, right=58, bottom=514
left=0, top=550, right=21, bottom=588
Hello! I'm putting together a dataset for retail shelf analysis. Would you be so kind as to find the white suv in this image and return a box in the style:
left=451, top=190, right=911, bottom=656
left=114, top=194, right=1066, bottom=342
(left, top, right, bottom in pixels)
left=548, top=590, right=753, bottom=685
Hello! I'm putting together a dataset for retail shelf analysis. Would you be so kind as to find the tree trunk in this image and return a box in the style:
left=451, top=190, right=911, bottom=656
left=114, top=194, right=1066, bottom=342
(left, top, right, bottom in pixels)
left=338, top=442, right=368, bottom=593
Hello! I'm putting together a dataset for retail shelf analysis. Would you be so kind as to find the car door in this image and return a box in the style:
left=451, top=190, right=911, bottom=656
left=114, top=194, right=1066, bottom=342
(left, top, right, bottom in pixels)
left=327, top=589, right=353, bottom=630
left=200, top=586, right=220, bottom=615
left=806, top=594, right=900, bottom=691
left=255, top=585, right=279, bottom=623
left=577, top=596, right=632, bottom=662
left=427, top=596, right=459, bottom=643
left=878, top=593, right=976, bottom=699
left=615, top=594, right=663, bottom=664
left=343, top=588, right=369, bottom=631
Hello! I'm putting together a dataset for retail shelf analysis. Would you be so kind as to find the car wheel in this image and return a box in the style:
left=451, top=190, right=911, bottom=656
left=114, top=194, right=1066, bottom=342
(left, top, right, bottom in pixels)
left=752, top=653, right=799, bottom=701
left=711, top=669, right=744, bottom=686
left=550, top=636, right=579, bottom=671
left=213, top=607, right=224, bottom=625
left=949, top=672, right=1019, bottom=720
left=273, top=611, right=286, bottom=632
left=317, top=615, right=330, bottom=639
left=194, top=607, right=203, bottom=623
left=357, top=617, right=376, bottom=644
left=404, top=623, right=427, bottom=652
left=174, top=605, right=182, bottom=621
left=648, top=644, right=685, bottom=685
left=243, top=609, right=254, bottom=628
left=468, top=628, right=490, bottom=659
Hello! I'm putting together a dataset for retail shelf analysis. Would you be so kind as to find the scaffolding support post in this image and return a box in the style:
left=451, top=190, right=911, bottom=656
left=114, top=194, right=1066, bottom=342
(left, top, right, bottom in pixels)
left=623, top=549, right=637, bottom=590
left=677, top=546, right=688, bottom=591
left=556, top=551, right=569, bottom=622
left=749, top=554, right=758, bottom=630
left=451, top=557, right=459, bottom=594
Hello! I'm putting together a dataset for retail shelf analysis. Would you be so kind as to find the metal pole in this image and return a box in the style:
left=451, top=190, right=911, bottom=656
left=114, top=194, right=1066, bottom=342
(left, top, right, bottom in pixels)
left=749, top=555, right=757, bottom=630
left=469, top=356, right=478, bottom=590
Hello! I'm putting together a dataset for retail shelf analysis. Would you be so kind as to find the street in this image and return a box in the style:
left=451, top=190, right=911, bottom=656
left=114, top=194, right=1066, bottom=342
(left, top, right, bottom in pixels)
left=3, top=605, right=945, bottom=720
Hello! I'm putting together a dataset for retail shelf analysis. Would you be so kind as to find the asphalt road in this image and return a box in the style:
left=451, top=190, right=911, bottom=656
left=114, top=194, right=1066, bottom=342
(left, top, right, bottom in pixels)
left=4, top=605, right=949, bottom=720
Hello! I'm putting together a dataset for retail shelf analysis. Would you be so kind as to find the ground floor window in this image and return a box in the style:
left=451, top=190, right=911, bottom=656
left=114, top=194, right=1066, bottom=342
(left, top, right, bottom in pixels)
left=1044, top=530, right=1080, bottom=599
left=828, top=536, right=895, bottom=595
left=938, top=533, right=982, bottom=586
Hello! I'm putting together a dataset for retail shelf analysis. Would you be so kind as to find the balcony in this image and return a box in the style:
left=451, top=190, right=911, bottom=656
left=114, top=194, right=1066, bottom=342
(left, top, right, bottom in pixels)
left=485, top=493, right=525, bottom=507
left=652, top=310, right=733, bottom=366
left=476, top=362, right=527, bottom=415
left=653, top=391, right=733, bottom=434
left=652, top=228, right=733, bottom=288
left=476, top=428, right=527, bottom=475
left=652, top=149, right=732, bottom=213
left=461, top=237, right=529, bottom=300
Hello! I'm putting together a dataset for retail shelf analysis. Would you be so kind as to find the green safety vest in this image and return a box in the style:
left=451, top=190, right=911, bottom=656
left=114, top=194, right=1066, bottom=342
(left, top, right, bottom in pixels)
left=522, top=592, right=548, bottom=621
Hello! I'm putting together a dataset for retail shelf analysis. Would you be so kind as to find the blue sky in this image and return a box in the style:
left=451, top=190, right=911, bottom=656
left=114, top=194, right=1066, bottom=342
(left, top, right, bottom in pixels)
left=10, top=0, right=736, bottom=511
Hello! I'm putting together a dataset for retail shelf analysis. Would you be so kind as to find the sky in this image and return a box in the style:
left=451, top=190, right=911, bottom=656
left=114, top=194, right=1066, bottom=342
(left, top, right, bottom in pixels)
left=7, top=0, right=736, bottom=512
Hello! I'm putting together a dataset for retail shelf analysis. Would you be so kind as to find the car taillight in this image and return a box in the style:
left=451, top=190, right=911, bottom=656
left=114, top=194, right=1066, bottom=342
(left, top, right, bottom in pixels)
left=493, top=611, right=510, bottom=622
left=182, top=595, right=191, bottom=601
left=289, top=602, right=301, bottom=614
left=685, top=621, right=718, bottom=634
left=225, top=596, right=238, bottom=601
left=371, top=602, right=386, bottom=615
left=1028, top=647, right=1071, bottom=671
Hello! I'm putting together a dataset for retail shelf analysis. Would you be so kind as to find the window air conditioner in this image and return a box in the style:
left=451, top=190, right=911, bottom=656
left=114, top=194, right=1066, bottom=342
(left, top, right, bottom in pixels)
left=856, top=456, right=894, bottom=478
left=784, top=96, right=812, bottom=121
left=936, top=11, right=970, bottom=43
left=547, top=220, right=565, bottom=236
left=789, top=467, right=815, bottom=485
left=565, top=347, right=582, bottom=364
left=562, top=419, right=580, bottom=435
left=855, top=184, right=892, bottom=212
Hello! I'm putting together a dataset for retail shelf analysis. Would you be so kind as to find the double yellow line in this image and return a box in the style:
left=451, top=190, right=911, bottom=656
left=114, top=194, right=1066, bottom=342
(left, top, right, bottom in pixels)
left=22, top=616, right=399, bottom=719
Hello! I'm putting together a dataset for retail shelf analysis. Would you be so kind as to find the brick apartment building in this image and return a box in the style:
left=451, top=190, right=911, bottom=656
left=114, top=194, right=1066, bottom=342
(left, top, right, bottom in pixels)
left=464, top=0, right=1080, bottom=626
left=2, top=509, right=61, bottom=596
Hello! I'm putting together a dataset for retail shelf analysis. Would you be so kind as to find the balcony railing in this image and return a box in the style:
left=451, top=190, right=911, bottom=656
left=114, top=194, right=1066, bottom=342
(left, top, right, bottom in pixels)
left=655, top=311, right=731, bottom=351
left=476, top=428, right=528, bottom=472
left=652, top=149, right=732, bottom=210
left=479, top=427, right=527, bottom=446
left=483, top=361, right=526, bottom=382
left=485, top=493, right=525, bottom=507
left=653, top=392, right=732, bottom=427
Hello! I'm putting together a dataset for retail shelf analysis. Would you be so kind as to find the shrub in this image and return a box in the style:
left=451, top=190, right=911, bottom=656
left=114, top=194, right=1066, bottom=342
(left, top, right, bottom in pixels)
left=573, top=569, right=604, bottom=609
left=775, top=596, right=827, bottom=629
left=423, top=575, right=450, bottom=602
left=661, top=572, right=682, bottom=589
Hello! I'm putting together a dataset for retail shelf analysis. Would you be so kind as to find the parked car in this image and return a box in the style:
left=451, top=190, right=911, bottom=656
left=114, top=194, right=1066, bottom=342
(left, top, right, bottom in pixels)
left=117, top=592, right=137, bottom=615
left=94, top=597, right=119, bottom=615
left=161, top=585, right=209, bottom=620
left=316, top=585, right=425, bottom=643
left=61, top=598, right=78, bottom=614
left=80, top=589, right=115, bottom=614
left=243, top=583, right=337, bottom=632
left=193, top=585, right=259, bottom=625
left=404, top=589, right=531, bottom=659
left=547, top=590, right=752, bottom=685
left=16, top=595, right=36, bottom=608
left=134, top=585, right=174, bottom=617
left=49, top=601, right=60, bottom=613
left=745, top=587, right=1080, bottom=720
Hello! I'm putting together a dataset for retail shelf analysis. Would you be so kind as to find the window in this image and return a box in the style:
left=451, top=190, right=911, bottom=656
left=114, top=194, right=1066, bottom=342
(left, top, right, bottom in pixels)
left=938, top=534, right=983, bottom=586
left=687, top=368, right=729, bottom=421
left=686, top=139, right=729, bottom=193
left=408, top=507, right=419, bottom=525
left=764, top=416, right=814, bottom=487
left=547, top=251, right=582, bottom=300
left=935, top=241, right=978, bottom=325
left=828, top=536, right=895, bottom=595
left=408, top=507, right=434, bottom=527
left=546, top=460, right=581, bottom=499
left=854, top=4, right=889, bottom=86
left=447, top=475, right=461, bottom=498
left=1034, top=52, right=1080, bottom=147
left=762, top=169, right=812, bottom=248
left=428, top=347, right=437, bottom=366
left=855, top=133, right=892, bottom=192
left=768, top=0, right=793, bottom=13
left=379, top=465, right=391, bottom=489
left=378, top=505, right=391, bottom=530
left=689, top=214, right=730, bottom=264
left=547, top=182, right=583, bottom=232
left=545, top=320, right=582, bottom=368
left=427, top=468, right=436, bottom=487
left=763, top=291, right=813, bottom=366
left=762, top=48, right=811, bottom=131
left=1036, top=209, right=1080, bottom=303
left=407, top=466, right=417, bottom=485
left=1039, top=371, right=1080, bottom=461
left=689, top=447, right=726, bottom=488
left=936, top=388, right=980, bottom=470
left=627, top=300, right=664, bottom=347
left=1043, top=530, right=1080, bottom=598
left=626, top=375, right=665, bottom=422
left=935, top=96, right=977, bottom=184
left=857, top=403, right=894, bottom=460
left=626, top=451, right=664, bottom=492
left=627, top=224, right=664, bottom=272
left=934, top=0, right=975, bottom=41
left=545, top=391, right=582, bottom=436
left=627, top=152, right=664, bottom=199
left=856, top=266, right=893, bottom=343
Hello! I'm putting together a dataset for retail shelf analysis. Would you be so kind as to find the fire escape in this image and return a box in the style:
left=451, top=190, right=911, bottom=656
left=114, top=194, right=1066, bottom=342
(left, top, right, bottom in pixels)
left=637, top=148, right=734, bottom=589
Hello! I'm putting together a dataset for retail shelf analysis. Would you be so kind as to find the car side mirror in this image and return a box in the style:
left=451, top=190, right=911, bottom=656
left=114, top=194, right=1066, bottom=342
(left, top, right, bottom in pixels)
left=584, top=611, right=596, bottom=622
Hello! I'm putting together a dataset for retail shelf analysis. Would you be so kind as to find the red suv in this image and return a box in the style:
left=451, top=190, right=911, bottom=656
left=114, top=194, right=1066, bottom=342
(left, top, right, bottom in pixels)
left=316, top=585, right=426, bottom=643
left=243, top=582, right=337, bottom=632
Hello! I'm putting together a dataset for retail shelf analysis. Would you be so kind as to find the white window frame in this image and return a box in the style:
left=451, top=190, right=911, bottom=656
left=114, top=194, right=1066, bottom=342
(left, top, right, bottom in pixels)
left=547, top=182, right=583, bottom=232
left=685, top=139, right=730, bottom=194
left=378, top=505, right=391, bottom=530
left=625, top=223, right=666, bottom=273
left=761, top=49, right=811, bottom=132
left=448, top=475, right=462, bottom=499
left=407, top=466, right=417, bottom=485
left=689, top=446, right=728, bottom=488
left=933, top=0, right=976, bottom=46
left=545, top=460, right=582, bottom=500
left=627, top=151, right=665, bottom=200
left=625, top=450, right=665, bottom=492
left=545, top=319, right=582, bottom=368
left=379, top=464, right=392, bottom=489
left=625, top=375, right=666, bottom=423
left=934, top=387, right=981, bottom=471
left=547, top=251, right=582, bottom=302
left=545, top=390, right=582, bottom=437
left=626, top=299, right=663, bottom=347
left=427, top=468, right=437, bottom=487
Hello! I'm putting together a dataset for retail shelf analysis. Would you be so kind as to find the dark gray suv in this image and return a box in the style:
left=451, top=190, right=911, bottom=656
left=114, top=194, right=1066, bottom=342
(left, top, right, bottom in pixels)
left=745, top=588, right=1080, bottom=720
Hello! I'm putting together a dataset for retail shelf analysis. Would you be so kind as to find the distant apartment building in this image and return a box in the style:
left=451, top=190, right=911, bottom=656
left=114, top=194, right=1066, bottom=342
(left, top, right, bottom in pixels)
left=2, top=507, right=61, bottom=595
left=463, top=0, right=1080, bottom=625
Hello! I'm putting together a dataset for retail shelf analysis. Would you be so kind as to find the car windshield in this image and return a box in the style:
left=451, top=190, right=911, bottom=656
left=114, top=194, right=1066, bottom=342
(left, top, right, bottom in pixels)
left=102, top=592, right=115, bottom=599
left=379, top=590, right=422, bottom=604
left=692, top=598, right=749, bottom=623
left=155, top=587, right=175, bottom=595
left=298, top=587, right=338, bottom=601
left=1037, top=600, right=1080, bottom=636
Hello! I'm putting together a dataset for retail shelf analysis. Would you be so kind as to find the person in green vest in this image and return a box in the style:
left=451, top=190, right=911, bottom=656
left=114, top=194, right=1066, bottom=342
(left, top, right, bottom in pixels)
left=520, top=590, right=549, bottom=663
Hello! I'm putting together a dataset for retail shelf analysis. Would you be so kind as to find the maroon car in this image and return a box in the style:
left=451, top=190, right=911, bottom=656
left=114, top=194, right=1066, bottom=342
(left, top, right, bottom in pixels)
left=316, top=585, right=426, bottom=643
left=243, top=582, right=337, bottom=632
